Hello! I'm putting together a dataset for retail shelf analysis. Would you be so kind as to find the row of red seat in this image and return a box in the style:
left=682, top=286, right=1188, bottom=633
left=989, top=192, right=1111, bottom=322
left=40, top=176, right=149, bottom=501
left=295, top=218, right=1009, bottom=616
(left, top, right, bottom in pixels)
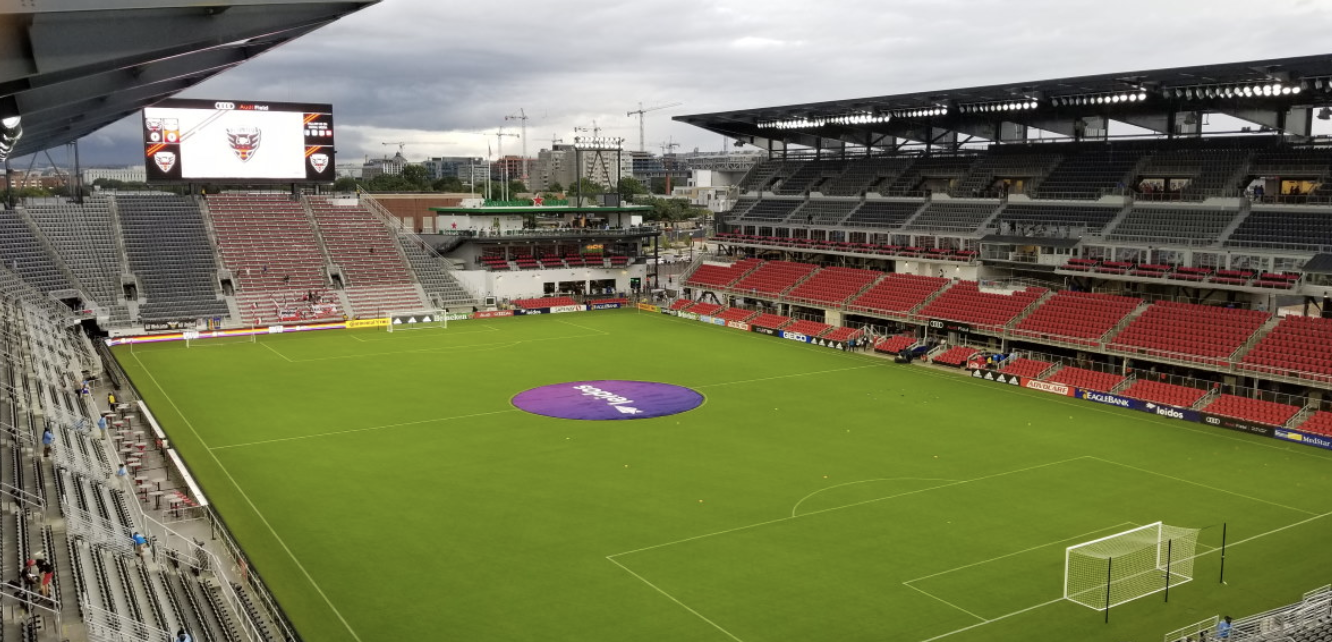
left=915, top=282, right=1046, bottom=330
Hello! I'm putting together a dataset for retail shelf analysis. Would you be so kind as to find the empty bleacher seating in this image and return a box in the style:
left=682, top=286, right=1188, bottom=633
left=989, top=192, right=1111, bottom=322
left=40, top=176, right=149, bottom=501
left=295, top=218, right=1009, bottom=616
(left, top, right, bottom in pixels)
left=1226, top=208, right=1332, bottom=251
left=396, top=235, right=476, bottom=308
left=1108, top=205, right=1242, bottom=245
left=685, top=302, right=723, bottom=316
left=1110, top=301, right=1268, bottom=365
left=1137, top=147, right=1250, bottom=200
left=843, top=200, right=924, bottom=227
left=993, top=203, right=1123, bottom=235
left=1203, top=394, right=1302, bottom=426
left=512, top=296, right=577, bottom=309
left=874, top=334, right=916, bottom=353
left=208, top=194, right=338, bottom=324
left=0, top=206, right=78, bottom=296
left=998, top=357, right=1055, bottom=379
left=784, top=267, right=881, bottom=305
left=748, top=312, right=792, bottom=329
left=950, top=152, right=1061, bottom=197
left=775, top=160, right=846, bottom=195
left=1121, top=379, right=1208, bottom=408
left=116, top=195, right=230, bottom=323
left=1012, top=291, right=1141, bottom=345
left=905, top=202, right=999, bottom=232
left=881, top=156, right=976, bottom=196
left=822, top=327, right=862, bottom=342
left=932, top=345, right=979, bottom=366
left=738, top=199, right=803, bottom=222
left=1239, top=315, right=1332, bottom=383
left=309, top=197, right=428, bottom=316
left=25, top=198, right=131, bottom=323
left=1046, top=366, right=1126, bottom=392
left=716, top=307, right=757, bottom=322
left=783, top=319, right=832, bottom=337
left=1296, top=411, right=1332, bottom=436
left=685, top=258, right=760, bottom=289
left=730, top=260, right=817, bottom=295
left=848, top=273, right=949, bottom=318
left=914, top=281, right=1046, bottom=330
left=795, top=200, right=858, bottom=225
left=1034, top=147, right=1146, bottom=199
left=821, top=158, right=915, bottom=196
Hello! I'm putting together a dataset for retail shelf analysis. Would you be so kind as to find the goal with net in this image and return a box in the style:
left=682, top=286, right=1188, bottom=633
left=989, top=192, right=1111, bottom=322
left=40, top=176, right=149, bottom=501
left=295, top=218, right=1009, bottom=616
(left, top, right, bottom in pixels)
left=386, top=310, right=448, bottom=332
left=182, top=329, right=256, bottom=347
left=1064, top=522, right=1201, bottom=611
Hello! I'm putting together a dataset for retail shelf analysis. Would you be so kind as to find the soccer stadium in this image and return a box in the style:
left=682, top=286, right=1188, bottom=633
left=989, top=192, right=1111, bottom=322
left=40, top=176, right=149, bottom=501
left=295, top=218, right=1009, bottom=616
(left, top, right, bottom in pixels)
left=2, top=2, right=1332, bottom=642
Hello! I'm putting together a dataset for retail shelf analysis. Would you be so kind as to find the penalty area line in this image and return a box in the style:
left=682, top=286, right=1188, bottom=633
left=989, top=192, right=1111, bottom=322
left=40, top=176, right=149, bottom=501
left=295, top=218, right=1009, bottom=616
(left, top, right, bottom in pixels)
left=606, top=557, right=746, bottom=642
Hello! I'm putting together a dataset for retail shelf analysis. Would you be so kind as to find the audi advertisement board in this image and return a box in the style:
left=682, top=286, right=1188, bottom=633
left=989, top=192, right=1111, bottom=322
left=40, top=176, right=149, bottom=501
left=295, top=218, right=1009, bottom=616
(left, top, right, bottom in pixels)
left=143, top=99, right=335, bottom=183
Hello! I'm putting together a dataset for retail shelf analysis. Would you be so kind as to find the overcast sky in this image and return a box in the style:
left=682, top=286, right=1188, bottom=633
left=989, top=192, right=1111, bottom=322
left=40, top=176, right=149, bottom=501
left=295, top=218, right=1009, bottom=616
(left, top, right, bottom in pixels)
left=63, top=0, right=1332, bottom=167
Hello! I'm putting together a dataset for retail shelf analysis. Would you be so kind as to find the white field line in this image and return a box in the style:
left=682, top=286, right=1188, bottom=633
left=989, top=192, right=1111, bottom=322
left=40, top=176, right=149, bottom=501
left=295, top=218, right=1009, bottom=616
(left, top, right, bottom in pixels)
left=259, top=342, right=293, bottom=363
left=605, top=557, right=746, bottom=642
left=209, top=409, right=521, bottom=451
left=554, top=318, right=611, bottom=335
left=1087, top=456, right=1319, bottom=516
left=790, top=478, right=962, bottom=518
left=902, top=582, right=988, bottom=622
left=903, top=521, right=1137, bottom=585
left=608, top=456, right=1091, bottom=559
left=130, top=352, right=365, bottom=642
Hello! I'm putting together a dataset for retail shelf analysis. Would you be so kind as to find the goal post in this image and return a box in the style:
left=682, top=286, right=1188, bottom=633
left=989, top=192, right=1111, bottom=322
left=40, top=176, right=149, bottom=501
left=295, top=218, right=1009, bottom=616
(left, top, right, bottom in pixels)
left=1064, top=522, right=1201, bottom=611
left=386, top=310, right=448, bottom=332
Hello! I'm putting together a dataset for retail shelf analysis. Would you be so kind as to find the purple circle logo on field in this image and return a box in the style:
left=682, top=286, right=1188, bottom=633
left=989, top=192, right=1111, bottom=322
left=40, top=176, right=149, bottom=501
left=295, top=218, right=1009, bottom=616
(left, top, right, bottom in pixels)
left=512, top=380, right=704, bottom=421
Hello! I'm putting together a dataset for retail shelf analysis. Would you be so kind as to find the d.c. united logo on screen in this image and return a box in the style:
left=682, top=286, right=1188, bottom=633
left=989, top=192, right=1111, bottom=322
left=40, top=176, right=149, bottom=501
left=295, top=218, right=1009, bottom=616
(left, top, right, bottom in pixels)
left=153, top=151, right=176, bottom=173
left=226, top=127, right=262, bottom=162
left=309, top=153, right=330, bottom=173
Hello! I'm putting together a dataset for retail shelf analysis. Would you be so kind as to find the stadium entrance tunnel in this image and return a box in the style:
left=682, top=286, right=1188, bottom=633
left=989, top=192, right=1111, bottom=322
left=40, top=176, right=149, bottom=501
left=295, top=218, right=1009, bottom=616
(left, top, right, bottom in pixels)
left=511, top=380, right=704, bottom=420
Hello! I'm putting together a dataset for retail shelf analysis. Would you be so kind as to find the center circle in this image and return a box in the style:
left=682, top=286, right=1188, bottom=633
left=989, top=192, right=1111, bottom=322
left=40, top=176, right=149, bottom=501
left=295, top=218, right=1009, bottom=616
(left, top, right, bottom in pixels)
left=512, top=380, right=704, bottom=421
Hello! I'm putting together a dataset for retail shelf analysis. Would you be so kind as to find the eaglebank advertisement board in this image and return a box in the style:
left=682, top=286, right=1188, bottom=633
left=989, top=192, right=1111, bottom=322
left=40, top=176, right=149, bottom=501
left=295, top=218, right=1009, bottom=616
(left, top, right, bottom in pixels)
left=1075, top=390, right=1201, bottom=422
left=589, top=302, right=623, bottom=311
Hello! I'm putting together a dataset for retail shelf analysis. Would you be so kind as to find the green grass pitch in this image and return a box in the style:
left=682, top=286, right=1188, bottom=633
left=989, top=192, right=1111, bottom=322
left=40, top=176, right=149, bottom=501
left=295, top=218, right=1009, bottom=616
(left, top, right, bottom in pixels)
left=113, top=310, right=1332, bottom=642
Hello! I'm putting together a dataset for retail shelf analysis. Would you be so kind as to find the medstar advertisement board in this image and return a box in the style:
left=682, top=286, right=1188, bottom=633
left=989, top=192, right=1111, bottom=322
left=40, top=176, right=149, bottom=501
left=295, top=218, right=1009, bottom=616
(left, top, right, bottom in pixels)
left=142, top=99, right=335, bottom=183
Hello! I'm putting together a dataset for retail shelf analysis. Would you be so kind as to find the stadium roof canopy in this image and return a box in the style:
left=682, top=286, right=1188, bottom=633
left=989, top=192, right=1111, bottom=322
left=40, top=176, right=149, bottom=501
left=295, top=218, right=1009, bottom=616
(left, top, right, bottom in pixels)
left=675, top=54, right=1332, bottom=153
left=0, top=0, right=378, bottom=161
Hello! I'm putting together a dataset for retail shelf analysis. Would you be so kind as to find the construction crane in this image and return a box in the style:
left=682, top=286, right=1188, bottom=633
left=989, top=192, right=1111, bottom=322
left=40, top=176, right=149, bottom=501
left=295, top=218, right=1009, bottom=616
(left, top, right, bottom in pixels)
left=492, top=128, right=520, bottom=200
left=658, top=138, right=681, bottom=194
left=381, top=140, right=454, bottom=159
left=627, top=102, right=683, bottom=153
left=573, top=120, right=603, bottom=137
left=504, top=109, right=530, bottom=193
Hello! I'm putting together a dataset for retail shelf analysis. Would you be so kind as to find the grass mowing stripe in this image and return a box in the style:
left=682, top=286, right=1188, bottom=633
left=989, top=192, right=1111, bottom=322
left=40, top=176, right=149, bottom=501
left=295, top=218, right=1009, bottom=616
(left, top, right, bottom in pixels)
left=130, top=351, right=365, bottom=642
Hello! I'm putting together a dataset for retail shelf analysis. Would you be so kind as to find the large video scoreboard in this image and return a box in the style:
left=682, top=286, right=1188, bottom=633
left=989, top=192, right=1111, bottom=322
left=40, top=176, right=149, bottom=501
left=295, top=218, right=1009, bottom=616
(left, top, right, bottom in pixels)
left=143, top=99, right=335, bottom=183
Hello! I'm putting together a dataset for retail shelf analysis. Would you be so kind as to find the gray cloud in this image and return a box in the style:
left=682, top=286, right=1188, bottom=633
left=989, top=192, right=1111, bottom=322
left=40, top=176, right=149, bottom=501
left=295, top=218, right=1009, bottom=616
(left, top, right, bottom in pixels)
left=62, top=0, right=1332, bottom=166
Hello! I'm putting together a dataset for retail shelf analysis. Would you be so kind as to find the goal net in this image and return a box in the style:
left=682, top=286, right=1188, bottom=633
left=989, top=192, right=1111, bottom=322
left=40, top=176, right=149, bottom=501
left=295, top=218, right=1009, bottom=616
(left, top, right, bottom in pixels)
left=1064, top=522, right=1201, bottom=611
left=386, top=310, right=448, bottom=332
left=183, top=329, right=257, bottom=347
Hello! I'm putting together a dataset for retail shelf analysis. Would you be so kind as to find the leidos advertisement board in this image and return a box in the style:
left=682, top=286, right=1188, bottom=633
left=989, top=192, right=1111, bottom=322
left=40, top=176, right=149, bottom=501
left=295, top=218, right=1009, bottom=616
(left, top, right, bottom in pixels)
left=143, top=99, right=335, bottom=183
